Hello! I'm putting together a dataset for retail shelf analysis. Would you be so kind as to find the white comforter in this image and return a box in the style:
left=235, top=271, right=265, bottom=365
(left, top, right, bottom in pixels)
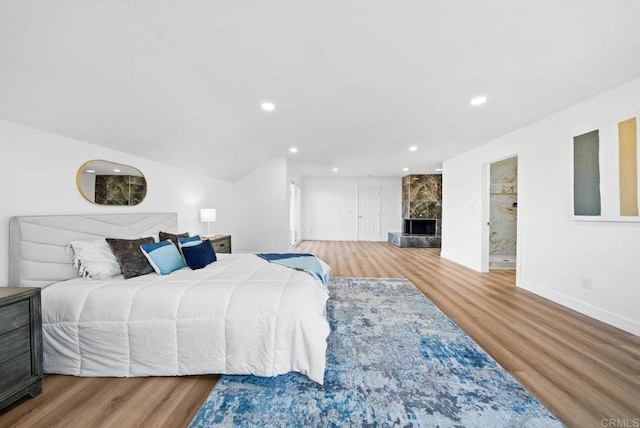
left=41, top=254, right=331, bottom=384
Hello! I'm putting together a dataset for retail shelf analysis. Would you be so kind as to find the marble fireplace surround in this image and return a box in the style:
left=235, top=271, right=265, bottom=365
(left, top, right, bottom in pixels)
left=389, top=174, right=442, bottom=248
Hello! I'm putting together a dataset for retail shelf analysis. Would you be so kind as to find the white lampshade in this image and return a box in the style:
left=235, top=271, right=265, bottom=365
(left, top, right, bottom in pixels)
left=200, top=208, right=217, bottom=223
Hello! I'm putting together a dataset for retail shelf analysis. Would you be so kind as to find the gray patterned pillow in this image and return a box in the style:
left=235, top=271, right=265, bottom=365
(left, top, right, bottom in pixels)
left=159, top=231, right=189, bottom=249
left=106, top=237, right=155, bottom=279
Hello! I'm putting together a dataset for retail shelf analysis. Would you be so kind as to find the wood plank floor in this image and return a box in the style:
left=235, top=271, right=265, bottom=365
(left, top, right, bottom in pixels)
left=2, top=241, right=639, bottom=427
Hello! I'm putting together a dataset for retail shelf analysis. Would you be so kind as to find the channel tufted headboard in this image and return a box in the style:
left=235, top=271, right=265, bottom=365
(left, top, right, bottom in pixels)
left=9, top=213, right=177, bottom=287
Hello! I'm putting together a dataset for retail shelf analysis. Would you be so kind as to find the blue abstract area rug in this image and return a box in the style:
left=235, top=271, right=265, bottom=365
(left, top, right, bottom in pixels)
left=190, top=277, right=561, bottom=427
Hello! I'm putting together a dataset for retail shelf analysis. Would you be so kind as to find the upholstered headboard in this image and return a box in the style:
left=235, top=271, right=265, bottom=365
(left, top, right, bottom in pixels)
left=9, top=213, right=177, bottom=287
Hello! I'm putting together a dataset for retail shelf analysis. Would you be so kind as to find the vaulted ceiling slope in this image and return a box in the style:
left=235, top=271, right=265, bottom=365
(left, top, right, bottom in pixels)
left=1, top=1, right=640, bottom=180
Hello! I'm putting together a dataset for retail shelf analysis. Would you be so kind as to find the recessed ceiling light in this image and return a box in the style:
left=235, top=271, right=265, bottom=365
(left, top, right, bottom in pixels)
left=289, top=147, right=298, bottom=153
left=261, top=102, right=275, bottom=112
left=409, top=146, right=418, bottom=152
left=470, top=96, right=487, bottom=106
left=402, top=167, right=409, bottom=172
left=86, top=169, right=95, bottom=173
left=435, top=168, right=443, bottom=172
left=113, top=169, right=121, bottom=173
left=332, top=167, right=339, bottom=172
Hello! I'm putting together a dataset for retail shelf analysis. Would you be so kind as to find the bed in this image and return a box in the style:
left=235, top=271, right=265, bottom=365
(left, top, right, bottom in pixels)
left=9, top=213, right=330, bottom=384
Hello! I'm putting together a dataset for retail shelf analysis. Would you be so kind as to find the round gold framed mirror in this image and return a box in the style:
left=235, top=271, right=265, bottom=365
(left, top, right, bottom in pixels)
left=76, top=160, right=147, bottom=206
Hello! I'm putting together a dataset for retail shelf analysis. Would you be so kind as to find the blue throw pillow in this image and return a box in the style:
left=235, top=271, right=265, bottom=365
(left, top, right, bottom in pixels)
left=140, top=240, right=186, bottom=275
left=178, top=235, right=202, bottom=250
left=182, top=240, right=217, bottom=270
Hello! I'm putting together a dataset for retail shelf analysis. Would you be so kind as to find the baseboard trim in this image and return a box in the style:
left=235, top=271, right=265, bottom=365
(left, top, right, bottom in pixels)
left=518, top=280, right=640, bottom=336
left=440, top=252, right=482, bottom=272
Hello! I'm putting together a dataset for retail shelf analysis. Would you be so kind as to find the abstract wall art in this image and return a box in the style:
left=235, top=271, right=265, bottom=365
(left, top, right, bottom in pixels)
left=572, top=114, right=640, bottom=222
left=573, top=130, right=602, bottom=216
left=618, top=117, right=638, bottom=217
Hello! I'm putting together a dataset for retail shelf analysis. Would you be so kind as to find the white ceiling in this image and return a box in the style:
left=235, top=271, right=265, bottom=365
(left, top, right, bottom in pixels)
left=1, top=1, right=640, bottom=181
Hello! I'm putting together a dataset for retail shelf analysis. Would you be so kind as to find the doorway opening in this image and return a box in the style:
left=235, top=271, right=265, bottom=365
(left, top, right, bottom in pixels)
left=486, top=156, right=518, bottom=270
left=289, top=180, right=301, bottom=247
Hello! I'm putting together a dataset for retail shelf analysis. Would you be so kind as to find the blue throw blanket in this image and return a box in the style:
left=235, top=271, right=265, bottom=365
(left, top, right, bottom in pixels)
left=256, top=253, right=329, bottom=286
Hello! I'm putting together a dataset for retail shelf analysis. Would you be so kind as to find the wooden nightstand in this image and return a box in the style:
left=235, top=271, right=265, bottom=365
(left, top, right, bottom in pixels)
left=0, top=288, right=43, bottom=411
left=203, top=235, right=231, bottom=254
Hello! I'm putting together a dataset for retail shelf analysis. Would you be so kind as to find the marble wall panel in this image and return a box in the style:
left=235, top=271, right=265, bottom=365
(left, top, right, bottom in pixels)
left=490, top=156, right=518, bottom=194
left=409, top=200, right=442, bottom=219
left=95, top=175, right=147, bottom=206
left=490, top=194, right=517, bottom=254
left=489, top=157, right=517, bottom=256
left=402, top=176, right=411, bottom=219
left=411, top=175, right=442, bottom=201
left=129, top=176, right=146, bottom=205
left=402, top=174, right=442, bottom=220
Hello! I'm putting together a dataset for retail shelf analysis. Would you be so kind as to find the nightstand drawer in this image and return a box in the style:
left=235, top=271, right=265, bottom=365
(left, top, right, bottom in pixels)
left=0, top=326, right=30, bottom=364
left=0, top=351, right=31, bottom=391
left=0, top=287, right=42, bottom=411
left=0, top=300, right=29, bottom=336
left=213, top=239, right=230, bottom=253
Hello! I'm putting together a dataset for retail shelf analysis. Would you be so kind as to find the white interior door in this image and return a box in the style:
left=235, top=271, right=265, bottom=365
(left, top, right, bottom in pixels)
left=358, top=187, right=381, bottom=241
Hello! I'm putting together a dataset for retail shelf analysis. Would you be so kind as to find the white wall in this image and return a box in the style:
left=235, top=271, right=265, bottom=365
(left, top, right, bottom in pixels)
left=0, top=119, right=233, bottom=284
left=303, top=177, right=402, bottom=241
left=232, top=157, right=290, bottom=253
left=442, top=77, right=640, bottom=335
left=78, top=172, right=96, bottom=202
left=286, top=158, right=303, bottom=189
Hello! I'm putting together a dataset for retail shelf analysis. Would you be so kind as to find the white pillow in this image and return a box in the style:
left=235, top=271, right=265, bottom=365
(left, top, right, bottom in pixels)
left=67, top=239, right=122, bottom=279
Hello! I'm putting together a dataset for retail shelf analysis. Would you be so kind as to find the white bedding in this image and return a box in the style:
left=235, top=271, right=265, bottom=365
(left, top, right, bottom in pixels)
left=41, top=254, right=331, bottom=384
